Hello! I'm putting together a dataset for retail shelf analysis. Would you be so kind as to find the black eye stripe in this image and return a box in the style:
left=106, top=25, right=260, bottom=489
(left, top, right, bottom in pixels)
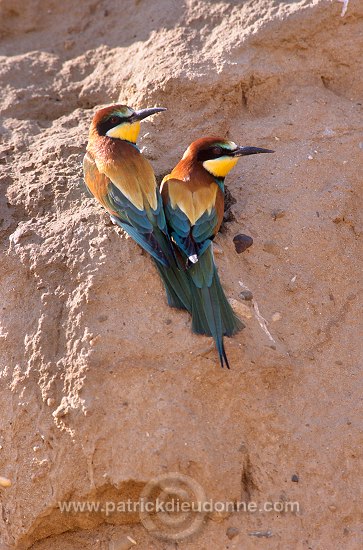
left=197, top=146, right=233, bottom=162
left=97, top=115, right=131, bottom=136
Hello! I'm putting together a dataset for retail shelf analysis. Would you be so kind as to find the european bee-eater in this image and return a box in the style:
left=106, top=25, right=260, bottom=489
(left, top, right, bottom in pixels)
left=83, top=104, right=191, bottom=311
left=161, top=137, right=274, bottom=368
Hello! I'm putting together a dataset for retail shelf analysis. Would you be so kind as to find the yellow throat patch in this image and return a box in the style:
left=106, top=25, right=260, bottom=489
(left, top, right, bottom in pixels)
left=106, top=121, right=141, bottom=143
left=203, top=156, right=239, bottom=178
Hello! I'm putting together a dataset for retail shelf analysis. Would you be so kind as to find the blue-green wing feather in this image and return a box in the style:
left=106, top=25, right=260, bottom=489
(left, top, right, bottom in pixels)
left=192, top=208, right=218, bottom=243
left=165, top=202, right=190, bottom=238
left=108, top=182, right=169, bottom=266
left=165, top=200, right=217, bottom=263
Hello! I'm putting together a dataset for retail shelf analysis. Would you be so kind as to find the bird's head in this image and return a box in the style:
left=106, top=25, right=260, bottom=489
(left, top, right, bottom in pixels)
left=92, top=104, right=167, bottom=144
left=184, top=137, right=274, bottom=178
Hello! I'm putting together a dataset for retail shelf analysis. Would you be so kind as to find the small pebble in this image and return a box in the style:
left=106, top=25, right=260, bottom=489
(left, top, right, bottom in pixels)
left=213, top=243, right=224, bottom=255
left=332, top=213, right=344, bottom=223
left=0, top=477, right=11, bottom=488
left=271, top=208, right=285, bottom=220
left=109, top=535, right=137, bottom=550
left=287, top=275, right=298, bottom=292
left=308, top=155, right=313, bottom=160
left=263, top=240, right=280, bottom=255
left=239, top=290, right=253, bottom=301
left=328, top=505, right=337, bottom=512
left=233, top=234, right=253, bottom=253
left=53, top=405, right=68, bottom=419
left=249, top=530, right=273, bottom=538
left=291, top=474, right=299, bottom=482
left=229, top=299, right=252, bottom=319
left=212, top=510, right=230, bottom=522
left=98, top=315, right=108, bottom=323
left=63, top=40, right=75, bottom=51
left=226, top=526, right=240, bottom=540
left=271, top=312, right=282, bottom=322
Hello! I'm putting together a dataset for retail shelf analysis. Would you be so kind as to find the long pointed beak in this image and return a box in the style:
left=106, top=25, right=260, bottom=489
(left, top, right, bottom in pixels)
left=232, top=146, right=275, bottom=157
left=133, top=107, right=167, bottom=122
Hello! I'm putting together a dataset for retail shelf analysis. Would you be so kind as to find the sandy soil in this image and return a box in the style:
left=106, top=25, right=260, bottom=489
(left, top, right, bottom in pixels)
left=0, top=0, right=362, bottom=548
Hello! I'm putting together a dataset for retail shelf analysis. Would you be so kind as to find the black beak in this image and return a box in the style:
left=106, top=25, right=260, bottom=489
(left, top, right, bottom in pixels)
left=232, top=146, right=275, bottom=157
left=132, top=107, right=167, bottom=122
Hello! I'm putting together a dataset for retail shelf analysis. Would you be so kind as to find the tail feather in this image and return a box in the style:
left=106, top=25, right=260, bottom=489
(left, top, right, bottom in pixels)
left=154, top=260, right=192, bottom=312
left=221, top=340, right=230, bottom=370
left=201, top=284, right=227, bottom=368
left=138, top=221, right=193, bottom=312
left=188, top=247, right=244, bottom=368
left=112, top=217, right=170, bottom=267
left=214, top=270, right=245, bottom=336
left=190, top=287, right=209, bottom=334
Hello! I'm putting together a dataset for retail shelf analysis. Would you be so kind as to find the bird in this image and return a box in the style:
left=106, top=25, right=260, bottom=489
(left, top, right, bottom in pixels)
left=160, top=137, right=274, bottom=368
left=83, top=104, right=192, bottom=311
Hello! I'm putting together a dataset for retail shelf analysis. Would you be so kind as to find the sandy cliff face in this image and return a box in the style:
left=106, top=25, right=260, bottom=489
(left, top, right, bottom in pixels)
left=0, top=0, right=362, bottom=548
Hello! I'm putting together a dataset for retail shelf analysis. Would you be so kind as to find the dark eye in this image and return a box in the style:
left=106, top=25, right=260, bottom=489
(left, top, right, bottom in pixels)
left=212, top=146, right=223, bottom=156
left=109, top=116, right=120, bottom=125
